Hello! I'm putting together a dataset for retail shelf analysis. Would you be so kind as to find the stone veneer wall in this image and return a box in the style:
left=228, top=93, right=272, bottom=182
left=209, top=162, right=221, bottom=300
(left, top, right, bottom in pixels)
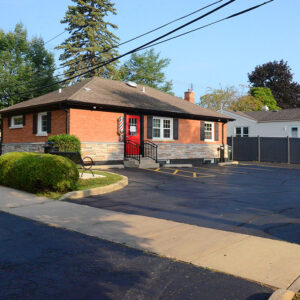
left=2, top=143, right=45, bottom=154
left=2, top=142, right=227, bottom=163
left=2, top=142, right=124, bottom=163
left=81, top=142, right=124, bottom=162
left=157, top=143, right=228, bottom=160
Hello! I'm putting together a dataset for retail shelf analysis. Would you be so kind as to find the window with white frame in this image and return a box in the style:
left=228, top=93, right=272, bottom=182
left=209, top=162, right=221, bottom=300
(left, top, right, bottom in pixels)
left=204, top=122, right=214, bottom=141
left=291, top=127, right=298, bottom=138
left=10, top=115, right=24, bottom=128
left=235, top=126, right=249, bottom=137
left=152, top=117, right=173, bottom=140
left=243, top=127, right=249, bottom=137
left=38, top=112, right=48, bottom=135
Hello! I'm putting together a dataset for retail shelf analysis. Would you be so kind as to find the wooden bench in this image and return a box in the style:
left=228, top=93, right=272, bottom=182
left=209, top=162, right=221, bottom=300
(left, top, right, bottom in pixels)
left=50, top=151, right=94, bottom=177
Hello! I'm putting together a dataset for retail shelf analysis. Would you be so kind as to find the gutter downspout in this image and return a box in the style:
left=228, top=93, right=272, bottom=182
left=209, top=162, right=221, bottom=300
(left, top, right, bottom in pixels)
left=222, top=122, right=225, bottom=162
left=64, top=109, right=70, bottom=134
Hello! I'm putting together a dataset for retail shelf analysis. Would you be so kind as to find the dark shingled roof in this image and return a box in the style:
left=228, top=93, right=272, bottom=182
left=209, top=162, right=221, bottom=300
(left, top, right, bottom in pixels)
left=225, top=109, right=300, bottom=122
left=0, top=77, right=233, bottom=121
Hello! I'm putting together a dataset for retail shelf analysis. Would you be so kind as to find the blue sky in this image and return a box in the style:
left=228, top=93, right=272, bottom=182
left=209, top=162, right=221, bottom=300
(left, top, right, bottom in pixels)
left=0, top=0, right=299, bottom=100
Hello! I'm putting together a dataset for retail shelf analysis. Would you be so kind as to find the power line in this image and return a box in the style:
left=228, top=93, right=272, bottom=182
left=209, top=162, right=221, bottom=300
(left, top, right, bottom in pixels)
left=4, top=0, right=232, bottom=94
left=53, top=0, right=224, bottom=72
left=44, top=31, right=67, bottom=45
left=5, top=0, right=275, bottom=101
left=4, top=0, right=225, bottom=90
left=138, top=0, right=275, bottom=51
left=58, top=0, right=275, bottom=83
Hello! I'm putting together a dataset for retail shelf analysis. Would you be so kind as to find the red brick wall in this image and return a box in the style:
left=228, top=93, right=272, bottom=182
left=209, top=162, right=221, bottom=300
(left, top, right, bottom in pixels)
left=69, top=109, right=122, bottom=142
left=144, top=116, right=227, bottom=145
left=2, top=110, right=67, bottom=144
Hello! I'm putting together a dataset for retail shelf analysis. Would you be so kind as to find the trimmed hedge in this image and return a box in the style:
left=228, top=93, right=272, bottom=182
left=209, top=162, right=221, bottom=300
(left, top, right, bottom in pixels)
left=48, top=134, right=81, bottom=153
left=0, top=152, right=79, bottom=193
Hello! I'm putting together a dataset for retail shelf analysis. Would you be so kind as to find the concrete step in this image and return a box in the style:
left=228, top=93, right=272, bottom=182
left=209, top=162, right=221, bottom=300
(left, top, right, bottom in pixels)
left=124, top=159, right=139, bottom=168
left=124, top=157, right=159, bottom=169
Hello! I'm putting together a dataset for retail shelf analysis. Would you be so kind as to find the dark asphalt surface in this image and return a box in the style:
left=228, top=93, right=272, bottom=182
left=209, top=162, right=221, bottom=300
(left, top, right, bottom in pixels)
left=0, top=211, right=273, bottom=300
left=69, top=164, right=300, bottom=244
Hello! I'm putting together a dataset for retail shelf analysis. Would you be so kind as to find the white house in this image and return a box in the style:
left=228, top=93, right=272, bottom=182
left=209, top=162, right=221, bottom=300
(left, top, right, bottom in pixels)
left=221, top=108, right=300, bottom=138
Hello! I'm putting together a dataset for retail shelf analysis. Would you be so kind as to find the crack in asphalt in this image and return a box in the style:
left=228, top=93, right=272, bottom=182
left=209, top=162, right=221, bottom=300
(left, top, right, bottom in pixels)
left=231, top=207, right=298, bottom=233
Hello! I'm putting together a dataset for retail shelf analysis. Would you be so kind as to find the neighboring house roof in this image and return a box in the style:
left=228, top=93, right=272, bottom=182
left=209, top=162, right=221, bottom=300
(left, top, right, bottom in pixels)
left=224, top=109, right=300, bottom=122
left=0, top=77, right=233, bottom=121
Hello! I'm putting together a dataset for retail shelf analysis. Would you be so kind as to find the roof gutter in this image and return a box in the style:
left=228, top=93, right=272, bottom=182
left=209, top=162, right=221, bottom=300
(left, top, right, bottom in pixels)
left=0, top=100, right=234, bottom=122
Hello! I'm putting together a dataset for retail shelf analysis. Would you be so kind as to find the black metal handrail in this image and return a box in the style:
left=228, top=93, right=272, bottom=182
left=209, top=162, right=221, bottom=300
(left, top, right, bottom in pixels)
left=125, top=140, right=140, bottom=163
left=143, top=140, right=158, bottom=163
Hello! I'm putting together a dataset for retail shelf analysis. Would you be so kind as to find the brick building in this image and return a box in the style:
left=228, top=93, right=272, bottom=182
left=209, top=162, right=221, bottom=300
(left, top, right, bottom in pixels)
left=0, top=77, right=233, bottom=165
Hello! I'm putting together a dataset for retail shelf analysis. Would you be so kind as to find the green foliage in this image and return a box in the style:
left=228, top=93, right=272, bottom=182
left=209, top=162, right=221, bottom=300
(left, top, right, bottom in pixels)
left=0, top=152, right=79, bottom=193
left=199, top=86, right=238, bottom=111
left=57, top=0, right=120, bottom=82
left=248, top=60, right=300, bottom=109
left=0, top=23, right=59, bottom=108
left=118, top=48, right=174, bottom=95
left=48, top=134, right=81, bottom=153
left=230, top=95, right=263, bottom=112
left=250, top=87, right=281, bottom=110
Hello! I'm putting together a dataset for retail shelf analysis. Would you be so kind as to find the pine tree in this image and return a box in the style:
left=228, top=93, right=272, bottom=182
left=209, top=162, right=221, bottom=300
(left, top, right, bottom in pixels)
left=57, top=0, right=120, bottom=82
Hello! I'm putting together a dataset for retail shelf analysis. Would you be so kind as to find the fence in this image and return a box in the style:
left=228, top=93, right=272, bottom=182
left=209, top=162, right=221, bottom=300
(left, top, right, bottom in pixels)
left=228, top=137, right=300, bottom=164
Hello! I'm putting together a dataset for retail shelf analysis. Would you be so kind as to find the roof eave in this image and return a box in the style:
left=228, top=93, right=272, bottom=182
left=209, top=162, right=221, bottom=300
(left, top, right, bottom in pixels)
left=0, top=99, right=234, bottom=122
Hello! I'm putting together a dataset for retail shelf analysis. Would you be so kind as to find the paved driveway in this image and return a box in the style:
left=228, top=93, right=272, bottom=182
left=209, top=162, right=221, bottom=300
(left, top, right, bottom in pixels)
left=68, top=164, right=300, bottom=244
left=0, top=211, right=273, bottom=300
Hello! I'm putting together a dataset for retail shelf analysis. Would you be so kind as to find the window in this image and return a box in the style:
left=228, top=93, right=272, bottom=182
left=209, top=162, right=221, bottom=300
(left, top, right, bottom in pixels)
left=38, top=112, right=48, bottom=136
left=128, top=118, right=137, bottom=136
left=236, top=127, right=242, bottom=137
left=204, top=122, right=214, bottom=141
left=243, top=127, right=249, bottom=137
left=10, top=115, right=24, bottom=128
left=152, top=117, right=173, bottom=140
left=235, top=126, right=249, bottom=137
left=291, top=127, right=298, bottom=138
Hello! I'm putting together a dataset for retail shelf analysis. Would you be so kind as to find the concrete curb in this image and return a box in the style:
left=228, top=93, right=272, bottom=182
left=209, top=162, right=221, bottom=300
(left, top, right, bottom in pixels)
left=218, top=161, right=239, bottom=166
left=59, top=175, right=128, bottom=200
left=269, top=277, right=300, bottom=300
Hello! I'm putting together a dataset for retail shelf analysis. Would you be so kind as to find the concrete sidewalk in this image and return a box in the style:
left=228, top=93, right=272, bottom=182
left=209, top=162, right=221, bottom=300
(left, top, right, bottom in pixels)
left=1, top=186, right=300, bottom=289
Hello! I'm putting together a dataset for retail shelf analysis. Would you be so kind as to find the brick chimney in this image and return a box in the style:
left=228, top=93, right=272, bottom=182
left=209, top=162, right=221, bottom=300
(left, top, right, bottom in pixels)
left=184, top=89, right=195, bottom=104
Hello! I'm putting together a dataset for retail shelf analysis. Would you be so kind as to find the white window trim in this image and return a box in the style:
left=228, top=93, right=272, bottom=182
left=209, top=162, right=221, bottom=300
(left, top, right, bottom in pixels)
left=152, top=117, right=173, bottom=141
left=10, top=115, right=24, bottom=129
left=235, top=126, right=249, bottom=137
left=290, top=126, right=299, bottom=138
left=243, top=126, right=249, bottom=137
left=204, top=121, right=214, bottom=142
left=37, top=112, right=48, bottom=136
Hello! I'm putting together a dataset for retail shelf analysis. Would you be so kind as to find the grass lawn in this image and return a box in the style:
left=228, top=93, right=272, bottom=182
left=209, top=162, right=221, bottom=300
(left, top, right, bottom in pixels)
left=38, top=170, right=123, bottom=200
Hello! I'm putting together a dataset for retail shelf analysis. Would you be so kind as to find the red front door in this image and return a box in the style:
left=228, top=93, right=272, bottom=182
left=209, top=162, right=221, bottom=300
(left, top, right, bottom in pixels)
left=126, top=115, right=141, bottom=155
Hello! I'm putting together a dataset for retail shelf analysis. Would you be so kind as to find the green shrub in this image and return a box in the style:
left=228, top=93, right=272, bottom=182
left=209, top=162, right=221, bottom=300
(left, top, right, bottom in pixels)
left=48, top=134, right=81, bottom=153
left=0, top=152, right=79, bottom=193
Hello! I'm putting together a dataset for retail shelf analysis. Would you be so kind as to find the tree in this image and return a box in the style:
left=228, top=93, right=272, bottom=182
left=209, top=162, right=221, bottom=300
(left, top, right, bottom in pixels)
left=230, top=95, right=263, bottom=112
left=0, top=24, right=58, bottom=107
left=118, top=49, right=173, bottom=94
left=248, top=60, right=300, bottom=109
left=57, top=0, right=119, bottom=82
left=199, top=86, right=238, bottom=111
left=250, top=87, right=280, bottom=110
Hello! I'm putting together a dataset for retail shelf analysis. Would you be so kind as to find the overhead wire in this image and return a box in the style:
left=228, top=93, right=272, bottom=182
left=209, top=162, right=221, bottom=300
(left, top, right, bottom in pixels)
left=4, top=0, right=225, bottom=90
left=4, top=0, right=275, bottom=101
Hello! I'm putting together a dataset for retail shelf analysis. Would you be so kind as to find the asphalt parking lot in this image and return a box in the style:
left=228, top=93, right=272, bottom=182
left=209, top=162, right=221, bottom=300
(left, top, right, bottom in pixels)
left=69, top=163, right=300, bottom=244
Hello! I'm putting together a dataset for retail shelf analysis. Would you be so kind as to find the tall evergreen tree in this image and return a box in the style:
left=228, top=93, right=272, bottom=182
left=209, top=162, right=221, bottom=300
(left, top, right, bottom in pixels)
left=0, top=23, right=58, bottom=107
left=57, top=0, right=119, bottom=82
